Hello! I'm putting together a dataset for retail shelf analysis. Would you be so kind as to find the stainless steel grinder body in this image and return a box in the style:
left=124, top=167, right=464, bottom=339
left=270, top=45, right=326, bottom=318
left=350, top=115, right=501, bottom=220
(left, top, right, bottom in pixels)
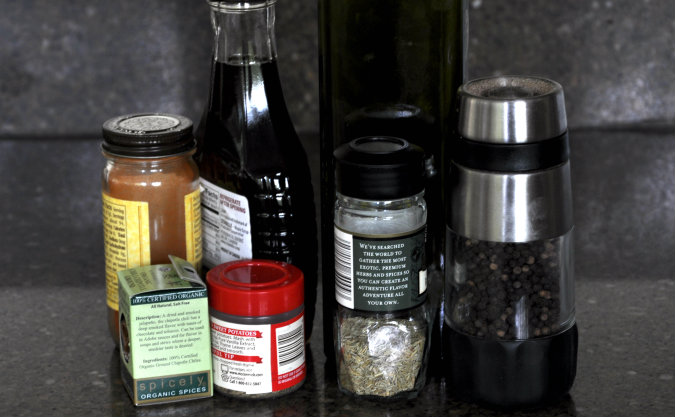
left=443, top=76, right=578, bottom=408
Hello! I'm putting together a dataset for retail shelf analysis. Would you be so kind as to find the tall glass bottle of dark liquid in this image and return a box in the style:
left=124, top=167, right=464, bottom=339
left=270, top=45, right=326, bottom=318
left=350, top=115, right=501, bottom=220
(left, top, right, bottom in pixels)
left=195, top=0, right=318, bottom=339
left=319, top=0, right=467, bottom=360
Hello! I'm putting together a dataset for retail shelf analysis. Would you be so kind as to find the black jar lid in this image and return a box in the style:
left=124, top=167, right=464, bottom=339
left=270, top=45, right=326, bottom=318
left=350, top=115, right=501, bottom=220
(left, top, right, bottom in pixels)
left=334, top=136, right=425, bottom=200
left=101, top=113, right=195, bottom=157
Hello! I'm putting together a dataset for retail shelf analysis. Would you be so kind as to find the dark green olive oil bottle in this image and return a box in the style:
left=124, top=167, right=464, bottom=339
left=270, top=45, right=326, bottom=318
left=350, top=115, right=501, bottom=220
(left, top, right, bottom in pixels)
left=319, top=0, right=467, bottom=367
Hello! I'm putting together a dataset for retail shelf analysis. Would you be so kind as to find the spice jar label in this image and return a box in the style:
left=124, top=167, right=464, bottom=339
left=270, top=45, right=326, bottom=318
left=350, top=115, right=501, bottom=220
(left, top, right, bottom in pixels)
left=102, top=193, right=151, bottom=310
left=199, top=178, right=253, bottom=268
left=184, top=188, right=203, bottom=272
left=210, top=312, right=305, bottom=395
left=334, top=226, right=427, bottom=311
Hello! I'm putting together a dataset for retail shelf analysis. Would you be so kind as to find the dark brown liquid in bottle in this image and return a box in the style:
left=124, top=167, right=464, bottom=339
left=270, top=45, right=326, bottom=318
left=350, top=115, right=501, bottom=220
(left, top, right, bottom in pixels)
left=195, top=59, right=318, bottom=340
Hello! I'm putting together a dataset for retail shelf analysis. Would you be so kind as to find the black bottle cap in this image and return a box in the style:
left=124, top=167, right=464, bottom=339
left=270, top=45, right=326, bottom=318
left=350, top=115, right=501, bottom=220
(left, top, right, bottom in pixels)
left=334, top=136, right=425, bottom=200
left=101, top=113, right=195, bottom=157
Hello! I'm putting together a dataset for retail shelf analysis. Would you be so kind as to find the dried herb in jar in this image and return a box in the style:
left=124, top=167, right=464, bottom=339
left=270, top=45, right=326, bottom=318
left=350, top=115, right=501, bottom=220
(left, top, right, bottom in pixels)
left=338, top=314, right=427, bottom=397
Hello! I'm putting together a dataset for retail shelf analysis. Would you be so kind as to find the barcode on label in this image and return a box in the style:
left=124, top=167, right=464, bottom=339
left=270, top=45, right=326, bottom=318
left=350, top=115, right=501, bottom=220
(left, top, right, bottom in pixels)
left=334, top=227, right=354, bottom=309
left=276, top=320, right=304, bottom=374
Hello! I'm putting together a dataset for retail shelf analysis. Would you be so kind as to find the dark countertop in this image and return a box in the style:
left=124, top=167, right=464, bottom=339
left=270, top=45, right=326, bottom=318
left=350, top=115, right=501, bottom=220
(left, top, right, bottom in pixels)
left=0, top=129, right=673, bottom=416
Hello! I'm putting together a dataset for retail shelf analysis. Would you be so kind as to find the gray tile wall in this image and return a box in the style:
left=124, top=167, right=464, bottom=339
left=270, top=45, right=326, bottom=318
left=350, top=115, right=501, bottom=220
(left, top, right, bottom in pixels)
left=0, top=0, right=673, bottom=137
left=467, top=0, right=675, bottom=129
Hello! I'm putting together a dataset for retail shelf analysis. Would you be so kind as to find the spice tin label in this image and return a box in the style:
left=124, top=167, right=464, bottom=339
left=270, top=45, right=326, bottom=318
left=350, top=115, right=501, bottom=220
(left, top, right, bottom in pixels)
left=210, top=312, right=305, bottom=395
left=102, top=193, right=150, bottom=310
left=334, top=226, right=427, bottom=311
left=199, top=178, right=253, bottom=269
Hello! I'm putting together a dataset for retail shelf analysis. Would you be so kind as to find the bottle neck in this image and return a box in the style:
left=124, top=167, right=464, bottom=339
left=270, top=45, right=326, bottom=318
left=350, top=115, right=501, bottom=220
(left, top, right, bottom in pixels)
left=209, top=0, right=278, bottom=65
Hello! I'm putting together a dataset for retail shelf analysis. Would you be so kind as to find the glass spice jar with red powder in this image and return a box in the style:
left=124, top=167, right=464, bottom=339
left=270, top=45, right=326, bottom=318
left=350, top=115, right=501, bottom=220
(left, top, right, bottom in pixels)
left=101, top=113, right=203, bottom=344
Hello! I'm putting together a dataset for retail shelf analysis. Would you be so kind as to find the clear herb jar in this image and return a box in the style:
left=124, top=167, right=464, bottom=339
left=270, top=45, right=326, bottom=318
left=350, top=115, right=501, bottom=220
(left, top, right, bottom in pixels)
left=333, top=136, right=431, bottom=399
left=207, top=259, right=306, bottom=398
left=101, top=113, right=203, bottom=345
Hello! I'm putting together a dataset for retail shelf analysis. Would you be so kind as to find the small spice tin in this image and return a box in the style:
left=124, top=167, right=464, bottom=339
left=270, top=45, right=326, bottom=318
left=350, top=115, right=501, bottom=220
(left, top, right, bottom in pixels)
left=206, top=259, right=306, bottom=398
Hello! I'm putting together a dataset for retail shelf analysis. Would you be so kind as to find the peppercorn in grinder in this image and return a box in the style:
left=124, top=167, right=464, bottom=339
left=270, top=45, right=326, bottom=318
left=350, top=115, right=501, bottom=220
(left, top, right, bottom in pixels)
left=443, top=76, right=577, bottom=408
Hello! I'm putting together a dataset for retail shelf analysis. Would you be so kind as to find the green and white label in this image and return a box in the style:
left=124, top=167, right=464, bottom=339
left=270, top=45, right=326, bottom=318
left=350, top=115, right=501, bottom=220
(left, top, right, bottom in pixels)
left=135, top=372, right=210, bottom=403
left=117, top=257, right=213, bottom=405
left=128, top=300, right=211, bottom=378
left=334, top=226, right=427, bottom=311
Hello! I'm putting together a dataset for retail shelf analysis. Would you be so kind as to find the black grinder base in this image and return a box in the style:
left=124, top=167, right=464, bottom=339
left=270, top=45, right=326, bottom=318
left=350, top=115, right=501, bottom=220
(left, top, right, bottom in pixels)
left=443, top=323, right=578, bottom=409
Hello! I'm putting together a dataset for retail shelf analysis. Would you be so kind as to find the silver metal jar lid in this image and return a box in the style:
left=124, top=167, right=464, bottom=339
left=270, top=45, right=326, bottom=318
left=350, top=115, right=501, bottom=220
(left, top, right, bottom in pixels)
left=101, top=113, right=195, bottom=158
left=458, top=76, right=567, bottom=144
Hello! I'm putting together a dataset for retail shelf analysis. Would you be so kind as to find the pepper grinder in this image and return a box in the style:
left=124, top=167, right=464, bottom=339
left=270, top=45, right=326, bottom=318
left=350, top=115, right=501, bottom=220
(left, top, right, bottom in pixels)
left=443, top=76, right=578, bottom=408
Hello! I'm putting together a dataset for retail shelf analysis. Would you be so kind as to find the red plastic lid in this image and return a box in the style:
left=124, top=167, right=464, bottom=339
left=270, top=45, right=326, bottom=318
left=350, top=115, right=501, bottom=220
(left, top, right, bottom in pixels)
left=206, top=259, right=304, bottom=317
